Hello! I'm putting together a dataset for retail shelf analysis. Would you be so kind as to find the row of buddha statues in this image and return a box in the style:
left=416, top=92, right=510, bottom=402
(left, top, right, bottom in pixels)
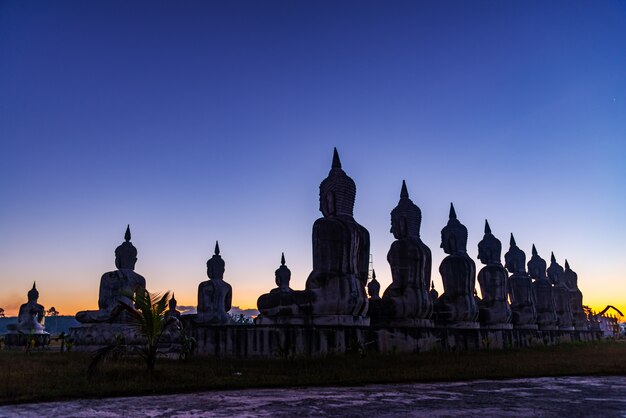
left=41, top=148, right=587, bottom=333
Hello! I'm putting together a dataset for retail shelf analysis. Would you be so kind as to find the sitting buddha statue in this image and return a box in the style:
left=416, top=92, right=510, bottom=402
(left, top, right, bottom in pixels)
left=366, top=270, right=384, bottom=321
left=377, top=180, right=433, bottom=325
left=433, top=203, right=478, bottom=327
left=12, top=283, right=47, bottom=334
left=76, top=226, right=147, bottom=323
left=547, top=253, right=574, bottom=330
left=476, top=220, right=512, bottom=328
left=197, top=241, right=233, bottom=324
left=527, top=245, right=558, bottom=330
left=561, top=260, right=588, bottom=330
left=257, top=253, right=310, bottom=322
left=166, top=293, right=182, bottom=319
left=504, top=234, right=537, bottom=329
left=304, top=148, right=370, bottom=325
left=429, top=281, right=439, bottom=304
left=368, top=270, right=381, bottom=300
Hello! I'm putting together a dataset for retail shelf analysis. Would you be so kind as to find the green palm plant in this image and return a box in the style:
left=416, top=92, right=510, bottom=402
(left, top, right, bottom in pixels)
left=88, top=287, right=172, bottom=376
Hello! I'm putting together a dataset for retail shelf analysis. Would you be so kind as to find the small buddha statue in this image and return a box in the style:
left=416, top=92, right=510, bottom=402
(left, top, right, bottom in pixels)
left=561, top=260, right=588, bottom=330
left=547, top=253, right=574, bottom=329
left=476, top=220, right=512, bottom=327
left=429, top=281, right=439, bottom=304
left=197, top=241, right=233, bottom=324
left=366, top=270, right=384, bottom=321
left=368, top=270, right=381, bottom=300
left=166, top=293, right=181, bottom=319
left=504, top=234, right=537, bottom=328
left=433, top=203, right=478, bottom=326
left=380, top=180, right=433, bottom=322
left=162, top=293, right=183, bottom=340
left=14, top=283, right=47, bottom=333
left=305, top=148, right=370, bottom=321
left=257, top=253, right=309, bottom=319
left=76, top=225, right=147, bottom=323
left=527, top=245, right=558, bottom=330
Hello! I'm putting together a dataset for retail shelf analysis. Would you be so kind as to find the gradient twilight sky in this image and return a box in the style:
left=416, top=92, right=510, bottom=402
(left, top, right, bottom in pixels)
left=1, top=1, right=625, bottom=316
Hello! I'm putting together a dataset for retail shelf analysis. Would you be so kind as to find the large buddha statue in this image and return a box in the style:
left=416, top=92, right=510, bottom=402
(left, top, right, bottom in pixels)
left=377, top=180, right=433, bottom=325
left=76, top=226, right=147, bottom=324
left=504, top=234, right=537, bottom=329
left=304, top=148, right=370, bottom=324
left=546, top=252, right=573, bottom=329
left=527, top=245, right=558, bottom=330
left=476, top=220, right=512, bottom=328
left=561, top=260, right=588, bottom=330
left=197, top=242, right=233, bottom=324
left=257, top=253, right=310, bottom=322
left=433, top=203, right=478, bottom=327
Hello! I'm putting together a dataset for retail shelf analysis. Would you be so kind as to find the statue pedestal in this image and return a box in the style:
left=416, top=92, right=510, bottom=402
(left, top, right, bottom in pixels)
left=68, top=323, right=181, bottom=356
left=439, top=321, right=480, bottom=329
left=481, top=323, right=513, bottom=330
left=4, top=331, right=50, bottom=347
left=538, top=325, right=559, bottom=331
left=255, top=315, right=369, bottom=326
left=371, top=318, right=434, bottom=328
left=514, top=324, right=539, bottom=330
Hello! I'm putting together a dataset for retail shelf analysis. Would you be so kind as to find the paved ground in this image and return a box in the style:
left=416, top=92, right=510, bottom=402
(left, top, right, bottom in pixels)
left=1, top=376, right=625, bottom=417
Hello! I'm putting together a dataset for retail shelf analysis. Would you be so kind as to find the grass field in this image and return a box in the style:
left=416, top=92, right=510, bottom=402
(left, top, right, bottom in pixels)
left=1, top=340, right=625, bottom=405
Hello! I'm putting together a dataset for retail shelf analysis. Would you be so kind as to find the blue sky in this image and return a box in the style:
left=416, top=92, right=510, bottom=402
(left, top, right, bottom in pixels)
left=1, top=0, right=625, bottom=314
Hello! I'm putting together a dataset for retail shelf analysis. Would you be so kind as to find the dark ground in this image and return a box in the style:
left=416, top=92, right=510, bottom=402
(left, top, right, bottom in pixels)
left=1, top=376, right=625, bottom=417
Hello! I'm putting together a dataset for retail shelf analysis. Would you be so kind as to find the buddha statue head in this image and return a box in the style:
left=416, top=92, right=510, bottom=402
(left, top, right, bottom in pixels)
left=547, top=252, right=564, bottom=285
left=440, top=203, right=468, bottom=255
left=319, top=148, right=356, bottom=218
left=275, top=252, right=291, bottom=290
left=477, top=219, right=502, bottom=265
left=390, top=180, right=422, bottom=240
left=367, top=270, right=381, bottom=299
left=504, top=233, right=527, bottom=274
left=115, top=225, right=138, bottom=270
left=527, top=244, right=548, bottom=281
left=207, top=241, right=225, bottom=280
left=27, top=282, right=39, bottom=302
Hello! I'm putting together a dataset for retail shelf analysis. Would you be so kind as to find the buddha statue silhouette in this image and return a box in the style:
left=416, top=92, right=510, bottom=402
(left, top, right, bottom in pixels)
left=504, top=234, right=537, bottom=328
left=257, top=253, right=310, bottom=320
left=433, top=203, right=478, bottom=326
left=561, top=260, right=588, bottom=330
left=376, top=180, right=433, bottom=325
left=304, top=148, right=370, bottom=324
left=197, top=241, right=233, bottom=324
left=547, top=252, right=574, bottom=330
left=527, top=245, right=558, bottom=330
left=76, top=225, right=146, bottom=323
left=12, top=282, right=47, bottom=334
left=476, top=220, right=512, bottom=327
